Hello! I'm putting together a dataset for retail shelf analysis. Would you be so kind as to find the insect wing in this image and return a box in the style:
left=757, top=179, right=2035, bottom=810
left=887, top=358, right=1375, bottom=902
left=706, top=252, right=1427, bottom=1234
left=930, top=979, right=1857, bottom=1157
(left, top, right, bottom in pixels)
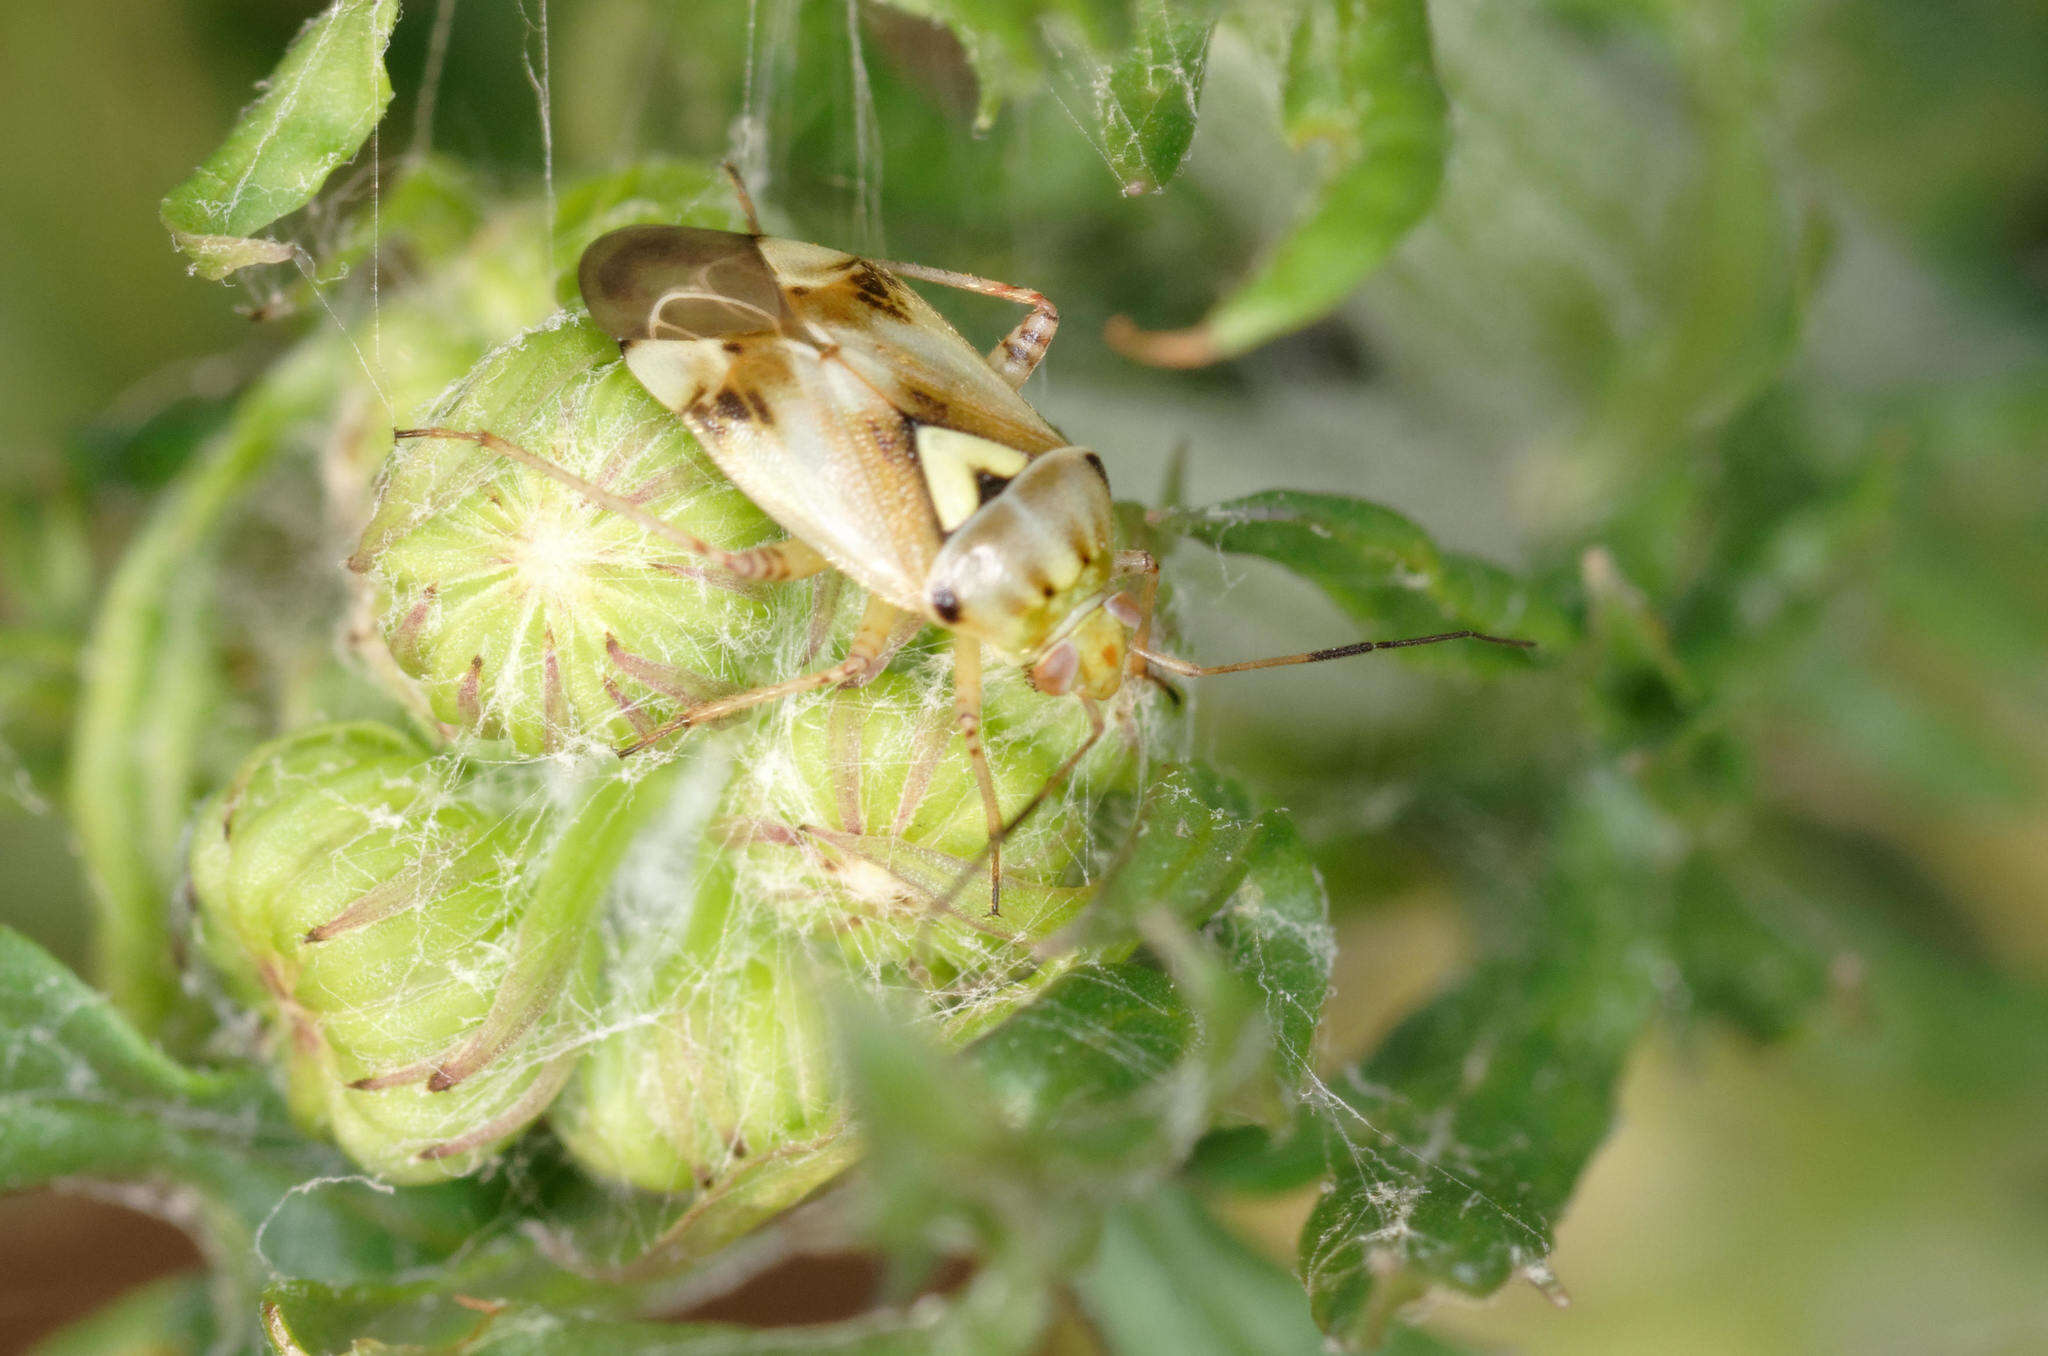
left=623, top=331, right=943, bottom=610
left=755, top=238, right=1063, bottom=456
left=580, top=225, right=795, bottom=340
left=586, top=227, right=1067, bottom=614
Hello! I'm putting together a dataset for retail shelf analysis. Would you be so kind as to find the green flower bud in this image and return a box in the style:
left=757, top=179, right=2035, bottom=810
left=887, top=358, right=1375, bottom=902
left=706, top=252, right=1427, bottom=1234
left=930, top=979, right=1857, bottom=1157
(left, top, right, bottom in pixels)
left=552, top=890, right=838, bottom=1195
left=350, top=317, right=784, bottom=753
left=189, top=723, right=448, bottom=1000
left=718, top=663, right=1135, bottom=983
left=189, top=722, right=591, bottom=1182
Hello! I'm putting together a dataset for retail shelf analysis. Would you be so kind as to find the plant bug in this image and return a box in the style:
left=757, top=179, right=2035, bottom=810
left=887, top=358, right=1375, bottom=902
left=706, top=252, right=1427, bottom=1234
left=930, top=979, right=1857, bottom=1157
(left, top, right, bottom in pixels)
left=400, top=170, right=1531, bottom=913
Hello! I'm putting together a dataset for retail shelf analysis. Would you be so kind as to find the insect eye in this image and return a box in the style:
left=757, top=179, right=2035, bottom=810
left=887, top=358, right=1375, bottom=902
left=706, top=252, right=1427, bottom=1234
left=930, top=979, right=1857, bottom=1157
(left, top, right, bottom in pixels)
left=930, top=585, right=962, bottom=624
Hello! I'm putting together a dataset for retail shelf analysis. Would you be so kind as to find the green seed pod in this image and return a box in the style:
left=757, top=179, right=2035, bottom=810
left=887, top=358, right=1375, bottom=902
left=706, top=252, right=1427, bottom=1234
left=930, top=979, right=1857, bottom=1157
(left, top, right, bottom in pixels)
left=552, top=880, right=838, bottom=1195
left=189, top=722, right=592, bottom=1182
left=718, top=662, right=1134, bottom=984
left=350, top=316, right=784, bottom=753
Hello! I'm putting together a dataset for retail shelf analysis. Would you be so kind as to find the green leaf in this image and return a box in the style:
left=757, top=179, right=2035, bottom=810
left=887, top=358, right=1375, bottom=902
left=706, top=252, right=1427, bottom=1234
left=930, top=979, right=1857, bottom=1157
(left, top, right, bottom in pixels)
left=1301, top=955, right=1629, bottom=1341
left=834, top=778, right=1296, bottom=1268
left=1052, top=763, right=1263, bottom=952
left=24, top=1275, right=217, bottom=1356
left=1159, top=491, right=1573, bottom=667
left=260, top=1279, right=494, bottom=1354
left=1668, top=854, right=1827, bottom=1044
left=1109, top=0, right=1447, bottom=364
left=0, top=926, right=277, bottom=1192
left=1299, top=775, right=1667, bottom=1345
left=877, top=0, right=1132, bottom=131
left=1184, top=1117, right=1331, bottom=1195
left=160, top=0, right=399, bottom=281
left=837, top=956, right=1245, bottom=1308
left=973, top=962, right=1193, bottom=1135
left=1093, top=1, right=1216, bottom=194
left=1204, top=814, right=1332, bottom=1085
left=1077, top=1183, right=1325, bottom=1355
left=836, top=985, right=1020, bottom=1257
left=967, top=775, right=1331, bottom=1164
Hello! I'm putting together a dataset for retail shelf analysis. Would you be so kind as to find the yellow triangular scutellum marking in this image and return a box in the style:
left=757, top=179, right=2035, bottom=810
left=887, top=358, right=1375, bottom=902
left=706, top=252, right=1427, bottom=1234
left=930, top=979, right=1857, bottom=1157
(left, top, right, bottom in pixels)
left=916, top=425, right=1029, bottom=531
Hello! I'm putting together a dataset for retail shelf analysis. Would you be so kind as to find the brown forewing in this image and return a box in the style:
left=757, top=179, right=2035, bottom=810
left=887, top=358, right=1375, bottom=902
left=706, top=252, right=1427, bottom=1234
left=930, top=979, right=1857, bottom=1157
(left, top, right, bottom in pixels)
left=609, top=230, right=1068, bottom=615
left=757, top=238, right=1065, bottom=455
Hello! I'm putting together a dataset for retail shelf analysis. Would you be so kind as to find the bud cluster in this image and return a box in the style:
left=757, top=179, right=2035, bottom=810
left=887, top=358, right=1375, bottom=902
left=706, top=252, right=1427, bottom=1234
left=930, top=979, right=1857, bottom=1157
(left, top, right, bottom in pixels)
left=187, top=187, right=1157, bottom=1210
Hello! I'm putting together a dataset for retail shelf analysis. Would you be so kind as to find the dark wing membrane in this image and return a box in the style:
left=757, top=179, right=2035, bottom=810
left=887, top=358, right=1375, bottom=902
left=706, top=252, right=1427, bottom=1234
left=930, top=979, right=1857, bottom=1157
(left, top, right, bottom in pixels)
left=579, top=225, right=796, bottom=341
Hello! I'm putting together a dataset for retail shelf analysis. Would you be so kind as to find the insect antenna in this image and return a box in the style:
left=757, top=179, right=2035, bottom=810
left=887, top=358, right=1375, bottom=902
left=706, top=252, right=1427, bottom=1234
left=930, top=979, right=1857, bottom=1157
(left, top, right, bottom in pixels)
left=720, top=160, right=764, bottom=235
left=1132, top=629, right=1536, bottom=677
left=1111, top=545, right=1536, bottom=675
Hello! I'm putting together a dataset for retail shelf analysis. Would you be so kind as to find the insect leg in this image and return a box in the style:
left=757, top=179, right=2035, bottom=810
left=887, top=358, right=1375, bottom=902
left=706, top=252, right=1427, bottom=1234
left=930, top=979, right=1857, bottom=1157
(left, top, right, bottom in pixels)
left=618, top=595, right=904, bottom=754
left=1112, top=548, right=1162, bottom=681
left=869, top=260, right=1060, bottom=390
left=720, top=160, right=764, bottom=235
left=1098, top=549, right=1180, bottom=698
left=391, top=427, right=828, bottom=582
left=950, top=635, right=1005, bottom=916
left=934, top=695, right=1108, bottom=915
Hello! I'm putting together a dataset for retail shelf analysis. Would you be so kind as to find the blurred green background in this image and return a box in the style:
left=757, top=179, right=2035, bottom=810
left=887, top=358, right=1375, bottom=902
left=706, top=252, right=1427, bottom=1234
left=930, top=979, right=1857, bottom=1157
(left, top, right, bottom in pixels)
left=3, top=0, right=2047, bottom=1351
